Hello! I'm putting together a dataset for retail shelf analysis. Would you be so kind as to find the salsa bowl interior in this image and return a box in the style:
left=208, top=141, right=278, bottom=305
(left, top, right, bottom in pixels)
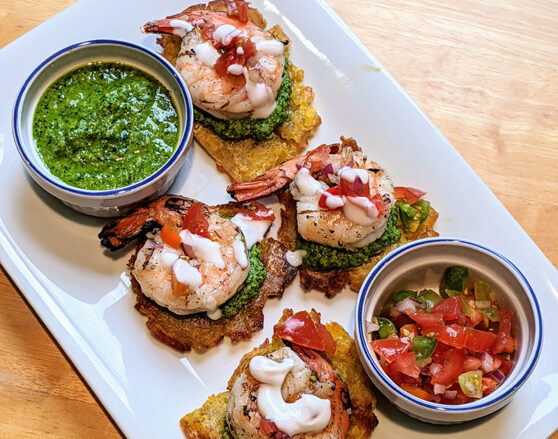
left=356, top=238, right=542, bottom=423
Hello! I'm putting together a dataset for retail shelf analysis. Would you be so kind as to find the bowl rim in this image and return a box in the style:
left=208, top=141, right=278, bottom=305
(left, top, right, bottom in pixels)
left=12, top=38, right=193, bottom=197
left=355, top=237, right=543, bottom=413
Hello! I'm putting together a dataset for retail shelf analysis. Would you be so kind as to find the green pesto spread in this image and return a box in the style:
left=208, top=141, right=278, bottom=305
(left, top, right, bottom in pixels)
left=296, top=209, right=401, bottom=271
left=219, top=244, right=266, bottom=318
left=193, top=58, right=292, bottom=141
left=32, top=62, right=179, bottom=190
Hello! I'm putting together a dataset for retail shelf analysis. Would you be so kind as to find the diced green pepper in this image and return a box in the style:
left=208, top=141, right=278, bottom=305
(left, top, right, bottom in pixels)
left=398, top=203, right=419, bottom=231
left=458, top=370, right=483, bottom=398
left=393, top=290, right=418, bottom=302
left=445, top=289, right=461, bottom=297
left=474, top=281, right=491, bottom=303
left=479, top=306, right=500, bottom=322
left=412, top=200, right=431, bottom=224
left=412, top=336, right=437, bottom=361
left=376, top=317, right=397, bottom=339
left=443, top=265, right=469, bottom=293
left=416, top=289, right=442, bottom=311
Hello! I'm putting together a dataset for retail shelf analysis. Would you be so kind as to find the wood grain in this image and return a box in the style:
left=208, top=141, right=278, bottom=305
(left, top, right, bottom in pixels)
left=0, top=0, right=557, bottom=437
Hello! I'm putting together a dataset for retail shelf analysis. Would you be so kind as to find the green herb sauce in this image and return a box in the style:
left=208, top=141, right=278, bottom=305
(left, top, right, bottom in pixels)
left=193, top=58, right=292, bottom=141
left=32, top=62, right=179, bottom=190
left=296, top=209, right=401, bottom=271
left=219, top=244, right=266, bottom=318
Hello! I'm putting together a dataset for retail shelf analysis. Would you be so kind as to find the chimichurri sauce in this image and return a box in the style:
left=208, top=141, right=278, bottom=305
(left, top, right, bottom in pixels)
left=32, top=62, right=179, bottom=190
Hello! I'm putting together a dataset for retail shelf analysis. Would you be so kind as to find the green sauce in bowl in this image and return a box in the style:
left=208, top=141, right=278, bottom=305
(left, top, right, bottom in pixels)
left=32, top=61, right=179, bottom=190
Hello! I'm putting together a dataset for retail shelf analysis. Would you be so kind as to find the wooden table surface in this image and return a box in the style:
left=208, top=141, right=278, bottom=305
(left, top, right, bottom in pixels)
left=0, top=0, right=557, bottom=437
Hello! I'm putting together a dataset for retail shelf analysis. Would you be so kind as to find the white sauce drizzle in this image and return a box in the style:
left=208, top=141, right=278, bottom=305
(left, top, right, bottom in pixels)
left=193, top=42, right=221, bottom=67
left=168, top=19, right=193, bottom=37
left=227, top=63, right=244, bottom=75
left=233, top=238, right=249, bottom=269
left=179, top=230, right=225, bottom=268
left=172, top=258, right=202, bottom=289
left=206, top=308, right=223, bottom=320
left=231, top=214, right=272, bottom=248
left=242, top=67, right=276, bottom=119
left=343, top=196, right=379, bottom=225
left=161, top=252, right=179, bottom=270
left=286, top=250, right=307, bottom=267
left=213, top=24, right=241, bottom=46
left=249, top=355, right=331, bottom=436
left=293, top=168, right=325, bottom=197
left=256, top=40, right=285, bottom=56
left=338, top=166, right=369, bottom=184
left=236, top=46, right=244, bottom=55
left=321, top=191, right=345, bottom=209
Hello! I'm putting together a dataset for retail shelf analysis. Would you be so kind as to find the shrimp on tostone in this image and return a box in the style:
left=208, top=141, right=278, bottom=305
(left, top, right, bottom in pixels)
left=142, top=0, right=286, bottom=119
left=227, top=139, right=396, bottom=250
left=98, top=195, right=274, bottom=319
left=227, top=311, right=351, bottom=438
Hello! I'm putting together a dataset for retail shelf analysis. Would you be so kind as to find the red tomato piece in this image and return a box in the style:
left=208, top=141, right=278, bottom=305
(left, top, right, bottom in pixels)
left=393, top=186, right=427, bottom=204
left=182, top=202, right=210, bottom=238
left=274, top=311, right=336, bottom=354
left=400, top=383, right=431, bottom=401
left=493, top=309, right=513, bottom=354
left=238, top=201, right=276, bottom=221
left=406, top=310, right=445, bottom=326
left=259, top=419, right=278, bottom=434
left=214, top=36, right=257, bottom=76
left=430, top=348, right=465, bottom=386
left=497, top=355, right=514, bottom=376
left=391, top=314, right=415, bottom=329
left=423, top=324, right=496, bottom=352
left=431, top=296, right=462, bottom=320
left=235, top=0, right=248, bottom=22
left=391, top=351, right=420, bottom=378
left=431, top=340, right=450, bottom=364
left=318, top=186, right=342, bottom=210
left=371, top=338, right=411, bottom=364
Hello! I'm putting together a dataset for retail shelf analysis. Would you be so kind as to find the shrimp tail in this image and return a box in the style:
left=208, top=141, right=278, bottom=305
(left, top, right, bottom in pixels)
left=99, top=195, right=195, bottom=251
left=142, top=18, right=188, bottom=36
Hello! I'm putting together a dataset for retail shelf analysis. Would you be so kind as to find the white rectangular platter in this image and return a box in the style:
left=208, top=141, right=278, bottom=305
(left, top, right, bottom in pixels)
left=1, top=0, right=557, bottom=438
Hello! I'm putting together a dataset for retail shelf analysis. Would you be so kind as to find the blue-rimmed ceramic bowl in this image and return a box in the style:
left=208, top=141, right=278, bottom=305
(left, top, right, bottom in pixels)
left=12, top=39, right=193, bottom=217
left=354, top=238, right=542, bottom=424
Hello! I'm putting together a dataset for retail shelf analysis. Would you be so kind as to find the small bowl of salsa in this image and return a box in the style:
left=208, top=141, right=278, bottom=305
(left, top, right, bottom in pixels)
left=13, top=39, right=193, bottom=217
left=354, top=238, right=542, bottom=424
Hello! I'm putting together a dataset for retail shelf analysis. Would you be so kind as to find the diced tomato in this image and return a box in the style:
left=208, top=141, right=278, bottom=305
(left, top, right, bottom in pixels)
left=339, top=175, right=371, bottom=199
left=423, top=324, right=496, bottom=352
left=469, top=307, right=485, bottom=327
left=400, top=324, right=419, bottom=338
left=393, top=186, right=426, bottom=204
left=391, top=314, right=415, bottom=329
left=182, top=202, right=210, bottom=238
left=318, top=186, right=342, bottom=210
left=259, top=418, right=278, bottom=434
left=430, top=348, right=465, bottom=386
left=492, top=308, right=513, bottom=354
left=482, top=376, right=498, bottom=396
left=431, top=341, right=450, bottom=364
left=371, top=338, right=410, bottom=364
left=431, top=296, right=462, bottom=320
left=497, top=355, right=514, bottom=376
left=400, top=383, right=431, bottom=401
left=214, top=36, right=257, bottom=76
left=274, top=311, right=336, bottom=354
left=503, top=336, right=516, bottom=353
left=406, top=309, right=445, bottom=326
left=160, top=225, right=181, bottom=249
left=234, top=0, right=248, bottom=22
left=463, top=356, right=482, bottom=372
left=301, top=144, right=331, bottom=173
left=391, top=351, right=420, bottom=378
left=238, top=201, right=276, bottom=221
left=442, top=387, right=469, bottom=405
left=465, top=328, right=497, bottom=352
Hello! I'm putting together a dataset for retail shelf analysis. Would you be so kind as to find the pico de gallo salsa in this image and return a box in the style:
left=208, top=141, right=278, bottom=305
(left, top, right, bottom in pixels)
left=368, top=265, right=515, bottom=404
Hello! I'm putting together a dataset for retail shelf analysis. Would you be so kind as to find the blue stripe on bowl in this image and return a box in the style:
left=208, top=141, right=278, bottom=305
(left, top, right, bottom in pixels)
left=12, top=39, right=193, bottom=197
left=355, top=237, right=542, bottom=412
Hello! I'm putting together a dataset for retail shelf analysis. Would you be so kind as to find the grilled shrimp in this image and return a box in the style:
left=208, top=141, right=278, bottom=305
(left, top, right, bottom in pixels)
left=228, top=140, right=396, bottom=249
left=142, top=1, right=285, bottom=119
left=99, top=195, right=249, bottom=316
left=227, top=345, right=350, bottom=438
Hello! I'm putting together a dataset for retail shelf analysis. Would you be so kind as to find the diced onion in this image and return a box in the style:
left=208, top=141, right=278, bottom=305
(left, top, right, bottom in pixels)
left=322, top=162, right=334, bottom=176
left=489, top=369, right=506, bottom=383
left=443, top=390, right=458, bottom=400
left=395, top=297, right=425, bottom=314
left=430, top=363, right=442, bottom=377
left=475, top=300, right=492, bottom=309
left=365, top=320, right=380, bottom=333
left=434, top=384, right=447, bottom=395
left=353, top=176, right=364, bottom=193
left=480, top=352, right=494, bottom=373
